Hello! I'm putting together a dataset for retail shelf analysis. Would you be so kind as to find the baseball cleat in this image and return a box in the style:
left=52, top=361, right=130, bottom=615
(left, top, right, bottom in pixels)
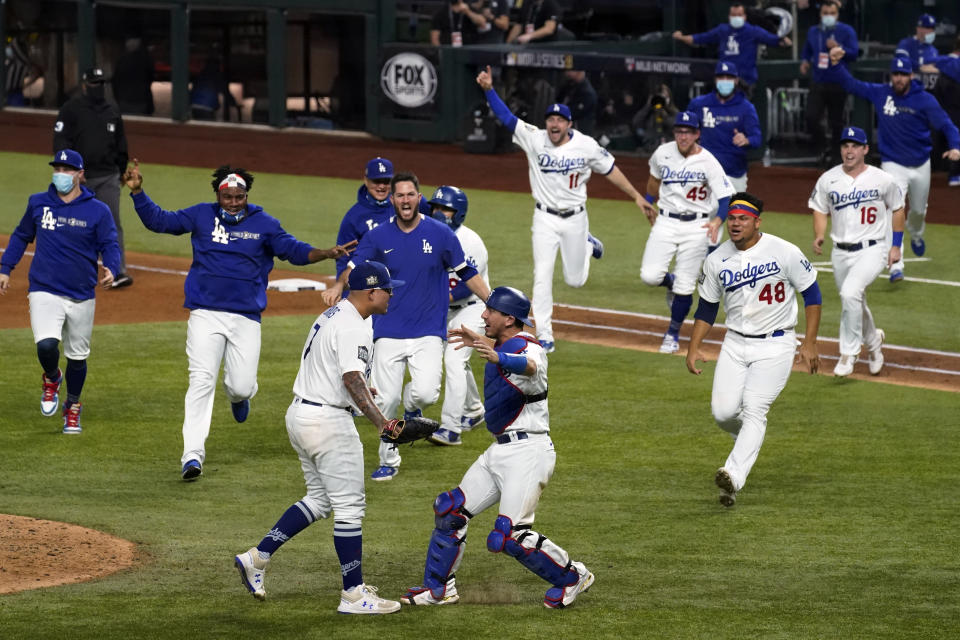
left=910, top=237, right=925, bottom=257
left=544, top=562, right=594, bottom=609
left=539, top=339, right=555, bottom=354
left=370, top=465, right=398, bottom=481
left=338, top=584, right=400, bottom=614
left=401, top=582, right=460, bottom=606
left=659, top=334, right=679, bottom=354
left=833, top=354, right=856, bottom=377
left=715, top=468, right=737, bottom=507
left=231, top=399, right=250, bottom=423
left=587, top=233, right=604, bottom=259
left=41, top=370, right=62, bottom=417
left=110, top=273, right=134, bottom=289
left=460, top=412, right=485, bottom=431
left=181, top=459, right=202, bottom=481
left=867, top=329, right=885, bottom=375
left=428, top=428, right=462, bottom=446
left=403, top=407, right=423, bottom=420
left=888, top=269, right=903, bottom=283
left=234, top=547, right=267, bottom=600
left=62, top=402, right=82, bottom=435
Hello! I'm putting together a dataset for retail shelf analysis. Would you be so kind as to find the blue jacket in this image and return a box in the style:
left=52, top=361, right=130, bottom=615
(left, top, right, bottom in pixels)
left=932, top=54, right=960, bottom=84
left=687, top=90, right=762, bottom=178
left=837, top=65, right=960, bottom=166
left=896, top=37, right=938, bottom=69
left=1, top=185, right=121, bottom=300
left=692, top=23, right=781, bottom=85
left=335, top=185, right=433, bottom=277
left=801, top=22, right=858, bottom=84
left=131, top=191, right=315, bottom=321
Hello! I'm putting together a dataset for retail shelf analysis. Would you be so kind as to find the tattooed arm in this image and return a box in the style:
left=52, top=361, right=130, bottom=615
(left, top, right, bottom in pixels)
left=343, top=371, right=389, bottom=431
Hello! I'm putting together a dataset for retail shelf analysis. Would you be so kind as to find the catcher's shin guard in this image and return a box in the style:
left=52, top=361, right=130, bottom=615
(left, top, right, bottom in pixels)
left=423, top=488, right=471, bottom=598
left=486, top=515, right=579, bottom=588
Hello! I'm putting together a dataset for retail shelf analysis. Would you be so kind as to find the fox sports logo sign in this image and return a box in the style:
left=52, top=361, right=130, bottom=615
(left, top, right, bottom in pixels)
left=381, top=53, right=437, bottom=108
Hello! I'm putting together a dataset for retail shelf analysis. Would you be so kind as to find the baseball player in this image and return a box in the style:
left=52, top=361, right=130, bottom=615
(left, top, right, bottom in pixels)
left=476, top=65, right=649, bottom=353
left=234, top=261, right=404, bottom=614
left=640, top=110, right=736, bottom=354
left=428, top=185, right=489, bottom=446
left=321, top=172, right=491, bottom=481
left=686, top=192, right=822, bottom=507
left=829, top=49, right=960, bottom=281
left=895, top=13, right=939, bottom=72
left=809, top=127, right=905, bottom=377
left=334, top=157, right=432, bottom=280
left=0, top=150, right=121, bottom=434
left=123, top=161, right=354, bottom=481
left=400, top=286, right=594, bottom=609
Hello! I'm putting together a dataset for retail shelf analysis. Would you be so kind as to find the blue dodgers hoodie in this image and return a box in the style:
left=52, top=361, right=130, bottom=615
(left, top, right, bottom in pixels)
left=2, top=185, right=121, bottom=300
left=838, top=65, right=960, bottom=166
left=131, top=191, right=315, bottom=321
left=334, top=184, right=395, bottom=277
left=688, top=90, right=762, bottom=178
left=802, top=21, right=858, bottom=84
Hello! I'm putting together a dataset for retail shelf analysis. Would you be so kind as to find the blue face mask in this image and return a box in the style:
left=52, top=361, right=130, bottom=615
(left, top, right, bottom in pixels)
left=716, top=80, right=736, bottom=97
left=729, top=16, right=745, bottom=29
left=821, top=15, right=837, bottom=29
left=924, top=32, right=936, bottom=45
left=218, top=207, right=247, bottom=225
left=52, top=172, right=75, bottom=194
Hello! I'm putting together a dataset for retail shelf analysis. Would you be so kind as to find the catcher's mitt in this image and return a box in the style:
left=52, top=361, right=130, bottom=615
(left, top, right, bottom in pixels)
left=380, top=416, right=440, bottom=444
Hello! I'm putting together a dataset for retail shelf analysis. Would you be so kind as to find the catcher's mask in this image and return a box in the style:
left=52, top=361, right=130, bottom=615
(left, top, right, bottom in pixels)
left=485, top=286, right=534, bottom=327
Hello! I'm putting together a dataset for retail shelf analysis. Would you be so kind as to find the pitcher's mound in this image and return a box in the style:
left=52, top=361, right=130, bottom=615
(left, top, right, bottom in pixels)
left=0, top=514, right=138, bottom=594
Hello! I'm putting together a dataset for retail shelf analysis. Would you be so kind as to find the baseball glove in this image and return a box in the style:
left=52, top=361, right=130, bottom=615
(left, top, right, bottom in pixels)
left=380, top=416, right=440, bottom=444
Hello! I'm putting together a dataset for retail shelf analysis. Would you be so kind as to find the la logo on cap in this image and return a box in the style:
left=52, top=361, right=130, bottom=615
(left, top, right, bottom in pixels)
left=683, top=113, right=689, bottom=120
left=379, top=162, right=386, bottom=173
left=722, top=64, right=728, bottom=71
left=897, top=60, right=904, bottom=67
left=848, top=128, right=854, bottom=136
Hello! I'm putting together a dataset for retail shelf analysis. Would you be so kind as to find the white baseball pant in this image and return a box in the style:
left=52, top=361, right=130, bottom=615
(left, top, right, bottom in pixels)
left=182, top=309, right=260, bottom=466
left=531, top=207, right=592, bottom=343
left=640, top=214, right=710, bottom=295
left=285, top=399, right=365, bottom=523
left=441, top=302, right=485, bottom=434
left=28, top=291, right=95, bottom=359
left=711, top=331, right=796, bottom=492
left=831, top=243, right=885, bottom=357
left=881, top=159, right=929, bottom=273
left=372, top=335, right=444, bottom=468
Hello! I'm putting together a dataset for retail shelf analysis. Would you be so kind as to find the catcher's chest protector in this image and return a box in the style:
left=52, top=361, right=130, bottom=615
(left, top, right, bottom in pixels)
left=483, top=335, right=538, bottom=435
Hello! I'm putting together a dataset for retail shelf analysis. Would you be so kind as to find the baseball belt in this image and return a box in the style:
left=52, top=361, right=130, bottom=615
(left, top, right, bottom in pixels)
left=729, top=328, right=787, bottom=339
left=294, top=396, right=352, bottom=414
left=660, top=209, right=708, bottom=221
left=496, top=431, right=529, bottom=444
left=450, top=300, right=479, bottom=310
left=536, top=202, right=585, bottom=218
left=834, top=239, right=879, bottom=251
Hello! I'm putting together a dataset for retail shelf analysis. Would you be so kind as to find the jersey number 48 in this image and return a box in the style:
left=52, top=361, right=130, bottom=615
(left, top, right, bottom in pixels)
left=758, top=281, right=786, bottom=304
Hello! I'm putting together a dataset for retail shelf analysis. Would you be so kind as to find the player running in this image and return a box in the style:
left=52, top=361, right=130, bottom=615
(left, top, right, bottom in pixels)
left=476, top=65, right=649, bottom=353
left=809, top=127, right=905, bottom=377
left=400, top=286, right=594, bottom=609
left=686, top=192, right=822, bottom=507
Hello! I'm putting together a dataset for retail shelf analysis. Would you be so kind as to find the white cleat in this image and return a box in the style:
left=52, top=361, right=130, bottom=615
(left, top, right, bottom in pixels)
left=338, top=583, right=401, bottom=614
left=833, top=354, right=855, bottom=377
left=659, top=334, right=679, bottom=354
left=234, top=547, right=268, bottom=600
left=401, top=580, right=460, bottom=606
left=867, top=329, right=885, bottom=375
left=544, top=561, right=595, bottom=608
left=715, top=468, right=737, bottom=507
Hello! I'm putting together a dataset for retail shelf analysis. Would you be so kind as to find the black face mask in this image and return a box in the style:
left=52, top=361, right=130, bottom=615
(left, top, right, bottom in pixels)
left=86, top=84, right=105, bottom=102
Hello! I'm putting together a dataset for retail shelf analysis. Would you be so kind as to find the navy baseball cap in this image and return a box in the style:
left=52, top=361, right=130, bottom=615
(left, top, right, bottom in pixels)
left=82, top=67, right=106, bottom=84
left=840, top=126, right=868, bottom=145
left=673, top=110, right=700, bottom=130
left=917, top=13, right=936, bottom=29
left=348, top=261, right=405, bottom=291
left=50, top=149, right=84, bottom=170
left=715, top=61, right=739, bottom=77
left=365, top=157, right=394, bottom=180
left=890, top=56, right=913, bottom=74
left=545, top=103, right=572, bottom=121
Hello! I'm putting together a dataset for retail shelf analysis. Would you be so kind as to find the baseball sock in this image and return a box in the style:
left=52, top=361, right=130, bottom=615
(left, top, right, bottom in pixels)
left=668, top=294, right=693, bottom=337
left=333, top=522, right=363, bottom=590
left=659, top=273, right=675, bottom=290
left=257, top=501, right=314, bottom=556
left=65, top=359, right=87, bottom=406
left=36, top=338, right=60, bottom=379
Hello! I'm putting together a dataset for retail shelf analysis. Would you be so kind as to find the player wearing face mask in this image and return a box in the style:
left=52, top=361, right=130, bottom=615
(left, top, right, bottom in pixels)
left=895, top=13, right=940, bottom=73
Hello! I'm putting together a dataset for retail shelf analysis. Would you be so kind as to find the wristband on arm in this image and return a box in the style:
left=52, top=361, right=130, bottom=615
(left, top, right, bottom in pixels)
left=892, top=231, right=903, bottom=247
left=498, top=352, right=527, bottom=374
left=644, top=193, right=656, bottom=204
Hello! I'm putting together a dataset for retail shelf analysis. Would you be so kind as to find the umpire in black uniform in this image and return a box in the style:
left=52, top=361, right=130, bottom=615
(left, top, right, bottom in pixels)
left=53, top=67, right=133, bottom=288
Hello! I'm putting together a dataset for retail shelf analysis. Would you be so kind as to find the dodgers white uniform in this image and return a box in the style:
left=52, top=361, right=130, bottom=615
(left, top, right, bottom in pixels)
left=641, top=142, right=735, bottom=296
left=511, top=121, right=615, bottom=344
left=441, top=223, right=489, bottom=434
left=698, top=233, right=818, bottom=492
left=808, top=165, right=904, bottom=357
left=286, top=299, right=374, bottom=524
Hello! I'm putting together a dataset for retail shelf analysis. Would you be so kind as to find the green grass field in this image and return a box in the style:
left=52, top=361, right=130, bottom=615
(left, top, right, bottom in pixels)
left=1, top=152, right=959, bottom=638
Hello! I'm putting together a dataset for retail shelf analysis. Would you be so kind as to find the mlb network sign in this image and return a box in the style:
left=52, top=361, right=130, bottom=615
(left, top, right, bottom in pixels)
left=381, top=52, right=438, bottom=109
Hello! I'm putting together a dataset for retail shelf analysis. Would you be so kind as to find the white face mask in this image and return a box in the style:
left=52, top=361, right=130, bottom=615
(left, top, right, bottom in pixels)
left=729, top=16, right=745, bottom=29
left=52, top=172, right=76, bottom=194
left=821, top=15, right=837, bottom=29
left=924, top=32, right=936, bottom=45
left=716, top=80, right=736, bottom=97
